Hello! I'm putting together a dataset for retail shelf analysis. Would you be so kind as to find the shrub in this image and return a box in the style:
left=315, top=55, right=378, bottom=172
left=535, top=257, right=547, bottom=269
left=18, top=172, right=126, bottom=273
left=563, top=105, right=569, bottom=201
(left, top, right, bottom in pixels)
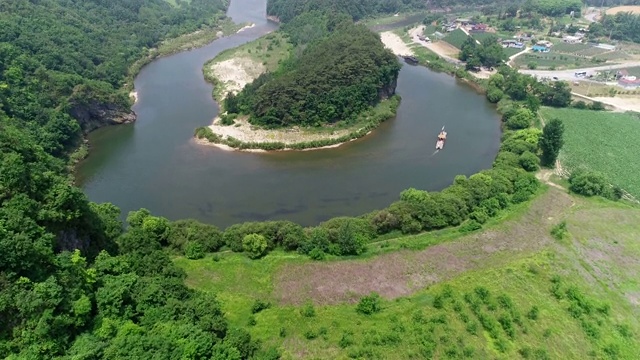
left=251, top=299, right=271, bottom=314
left=527, top=306, right=539, bottom=320
left=550, top=221, right=568, bottom=240
left=242, top=233, right=268, bottom=259
left=459, top=220, right=482, bottom=233
left=356, top=292, right=382, bottom=315
left=300, top=301, right=316, bottom=317
left=518, top=151, right=540, bottom=172
left=487, top=87, right=504, bottom=103
left=568, top=169, right=616, bottom=199
left=184, top=241, right=205, bottom=259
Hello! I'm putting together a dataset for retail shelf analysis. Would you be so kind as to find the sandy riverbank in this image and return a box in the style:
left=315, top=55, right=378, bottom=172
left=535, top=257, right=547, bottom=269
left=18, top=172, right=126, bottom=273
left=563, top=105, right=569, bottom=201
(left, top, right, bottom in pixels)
left=380, top=31, right=414, bottom=56
left=129, top=91, right=138, bottom=104
left=237, top=23, right=255, bottom=33
left=198, top=33, right=397, bottom=152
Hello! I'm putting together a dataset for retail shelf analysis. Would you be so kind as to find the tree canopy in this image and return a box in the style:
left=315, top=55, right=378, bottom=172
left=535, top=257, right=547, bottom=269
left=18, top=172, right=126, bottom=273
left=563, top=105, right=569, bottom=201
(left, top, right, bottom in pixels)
left=0, top=0, right=228, bottom=158
left=225, top=16, right=400, bottom=127
left=267, top=0, right=427, bottom=23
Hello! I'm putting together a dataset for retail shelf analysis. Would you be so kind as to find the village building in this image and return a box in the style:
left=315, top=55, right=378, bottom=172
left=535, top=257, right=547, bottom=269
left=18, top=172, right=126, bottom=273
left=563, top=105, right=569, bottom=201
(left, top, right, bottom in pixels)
left=469, top=23, right=488, bottom=33
left=618, top=76, right=640, bottom=89
left=501, top=39, right=524, bottom=48
left=563, top=35, right=582, bottom=44
left=532, top=44, right=550, bottom=53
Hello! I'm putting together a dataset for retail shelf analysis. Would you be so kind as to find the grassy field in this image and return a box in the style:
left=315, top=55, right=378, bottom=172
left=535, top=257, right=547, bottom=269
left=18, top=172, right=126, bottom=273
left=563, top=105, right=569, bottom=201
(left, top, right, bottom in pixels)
left=552, top=42, right=591, bottom=54
left=540, top=107, right=640, bottom=198
left=443, top=29, right=470, bottom=49
left=174, top=188, right=640, bottom=359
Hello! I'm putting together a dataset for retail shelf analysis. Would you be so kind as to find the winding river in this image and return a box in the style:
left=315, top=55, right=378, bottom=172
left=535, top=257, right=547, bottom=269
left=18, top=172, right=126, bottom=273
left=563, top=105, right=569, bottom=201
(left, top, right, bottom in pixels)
left=76, top=0, right=501, bottom=228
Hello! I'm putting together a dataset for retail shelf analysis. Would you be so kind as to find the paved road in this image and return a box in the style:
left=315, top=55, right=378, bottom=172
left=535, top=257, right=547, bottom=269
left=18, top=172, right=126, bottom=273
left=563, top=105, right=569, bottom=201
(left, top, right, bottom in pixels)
left=519, top=62, right=640, bottom=81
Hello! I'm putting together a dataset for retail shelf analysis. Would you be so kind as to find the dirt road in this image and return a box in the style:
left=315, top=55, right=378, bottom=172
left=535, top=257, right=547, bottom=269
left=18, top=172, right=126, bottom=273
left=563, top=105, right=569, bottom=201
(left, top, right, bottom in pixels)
left=519, top=62, right=640, bottom=81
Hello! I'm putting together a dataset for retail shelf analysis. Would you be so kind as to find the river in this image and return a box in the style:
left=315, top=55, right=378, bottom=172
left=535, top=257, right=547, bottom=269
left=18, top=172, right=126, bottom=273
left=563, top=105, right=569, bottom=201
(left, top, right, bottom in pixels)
left=76, top=0, right=501, bottom=228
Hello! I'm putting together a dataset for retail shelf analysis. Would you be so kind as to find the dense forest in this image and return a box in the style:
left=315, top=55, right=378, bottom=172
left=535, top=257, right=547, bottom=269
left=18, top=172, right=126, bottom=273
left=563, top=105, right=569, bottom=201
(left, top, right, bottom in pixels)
left=224, top=13, right=400, bottom=127
left=266, top=0, right=427, bottom=23
left=0, top=0, right=281, bottom=358
left=0, top=0, right=228, bottom=158
left=592, top=12, right=640, bottom=43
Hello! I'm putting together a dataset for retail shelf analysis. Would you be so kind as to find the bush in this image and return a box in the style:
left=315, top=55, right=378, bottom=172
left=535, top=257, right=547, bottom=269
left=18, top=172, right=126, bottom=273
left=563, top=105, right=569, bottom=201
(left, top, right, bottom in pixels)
left=356, top=292, right=382, bottom=315
left=487, top=87, right=504, bottom=103
left=184, top=241, right=205, bottom=259
left=518, top=151, right=540, bottom=172
left=568, top=170, right=617, bottom=199
left=550, top=221, right=568, bottom=240
left=459, top=220, right=482, bottom=233
left=527, top=306, right=539, bottom=320
left=300, top=301, right=316, bottom=317
left=242, top=233, right=268, bottom=259
left=251, top=299, right=271, bottom=314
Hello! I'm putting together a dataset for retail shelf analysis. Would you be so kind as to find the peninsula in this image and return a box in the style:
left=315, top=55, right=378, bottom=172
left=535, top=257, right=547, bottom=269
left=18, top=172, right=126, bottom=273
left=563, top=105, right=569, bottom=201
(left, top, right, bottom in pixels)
left=196, top=11, right=401, bottom=151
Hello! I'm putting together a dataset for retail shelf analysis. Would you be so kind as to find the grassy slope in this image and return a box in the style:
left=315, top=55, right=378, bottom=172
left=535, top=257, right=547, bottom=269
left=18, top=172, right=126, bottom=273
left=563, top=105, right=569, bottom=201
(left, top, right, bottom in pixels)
left=540, top=107, right=640, bottom=198
left=175, top=188, right=640, bottom=359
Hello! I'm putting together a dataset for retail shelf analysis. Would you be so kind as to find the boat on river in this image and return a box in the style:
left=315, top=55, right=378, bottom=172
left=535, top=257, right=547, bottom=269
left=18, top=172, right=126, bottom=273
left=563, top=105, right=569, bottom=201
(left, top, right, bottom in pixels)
left=435, top=126, right=447, bottom=150
left=402, top=55, right=419, bottom=65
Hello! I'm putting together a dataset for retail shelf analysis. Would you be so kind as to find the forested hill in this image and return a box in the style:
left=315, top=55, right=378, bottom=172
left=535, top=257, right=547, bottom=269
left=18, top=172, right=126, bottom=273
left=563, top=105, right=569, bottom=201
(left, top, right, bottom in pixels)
left=0, top=0, right=227, bottom=158
left=267, top=0, right=427, bottom=23
left=225, top=14, right=401, bottom=127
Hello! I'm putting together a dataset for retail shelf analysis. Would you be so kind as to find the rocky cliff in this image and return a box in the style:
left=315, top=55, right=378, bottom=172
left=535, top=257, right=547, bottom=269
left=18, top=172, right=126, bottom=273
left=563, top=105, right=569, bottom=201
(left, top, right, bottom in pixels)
left=69, top=100, right=136, bottom=134
left=378, top=76, right=398, bottom=100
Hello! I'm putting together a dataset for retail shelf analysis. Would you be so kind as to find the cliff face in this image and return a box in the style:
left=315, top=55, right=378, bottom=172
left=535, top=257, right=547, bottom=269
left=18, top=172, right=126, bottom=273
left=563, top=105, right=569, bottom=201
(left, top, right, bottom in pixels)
left=378, top=76, right=398, bottom=100
left=69, top=100, right=136, bottom=133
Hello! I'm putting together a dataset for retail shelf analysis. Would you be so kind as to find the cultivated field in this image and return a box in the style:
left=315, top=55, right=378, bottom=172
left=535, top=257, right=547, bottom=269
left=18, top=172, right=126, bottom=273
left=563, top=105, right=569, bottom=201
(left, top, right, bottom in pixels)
left=175, top=188, right=640, bottom=359
left=540, top=107, right=640, bottom=198
left=606, top=5, right=640, bottom=15
left=443, top=29, right=470, bottom=49
left=514, top=53, right=596, bottom=69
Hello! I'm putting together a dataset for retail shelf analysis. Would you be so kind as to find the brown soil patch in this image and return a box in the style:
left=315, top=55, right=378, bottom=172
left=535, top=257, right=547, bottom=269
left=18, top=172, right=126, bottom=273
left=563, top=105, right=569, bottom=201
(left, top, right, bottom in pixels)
left=429, top=41, right=460, bottom=58
left=606, top=6, right=640, bottom=15
left=274, top=188, right=574, bottom=305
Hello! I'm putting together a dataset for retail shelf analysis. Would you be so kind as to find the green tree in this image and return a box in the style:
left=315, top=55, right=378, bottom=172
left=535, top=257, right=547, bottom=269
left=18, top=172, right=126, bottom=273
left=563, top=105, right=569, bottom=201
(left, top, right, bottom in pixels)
left=506, top=108, right=535, bottom=130
left=242, top=234, right=268, bottom=259
left=539, top=118, right=564, bottom=167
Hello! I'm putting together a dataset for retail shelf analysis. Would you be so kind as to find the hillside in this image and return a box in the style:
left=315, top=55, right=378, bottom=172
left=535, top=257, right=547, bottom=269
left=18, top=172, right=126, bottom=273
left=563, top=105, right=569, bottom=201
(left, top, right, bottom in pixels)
left=175, top=187, right=640, bottom=359
left=0, top=0, right=230, bottom=159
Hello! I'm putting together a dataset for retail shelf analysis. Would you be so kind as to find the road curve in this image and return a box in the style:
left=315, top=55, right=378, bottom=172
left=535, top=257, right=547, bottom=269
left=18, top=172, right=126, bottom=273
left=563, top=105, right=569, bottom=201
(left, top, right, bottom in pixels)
left=519, top=62, right=640, bottom=81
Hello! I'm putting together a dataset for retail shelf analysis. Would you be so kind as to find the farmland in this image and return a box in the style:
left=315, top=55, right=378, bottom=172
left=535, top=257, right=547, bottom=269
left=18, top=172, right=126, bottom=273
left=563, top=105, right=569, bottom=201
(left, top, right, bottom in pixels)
left=174, top=188, right=640, bottom=359
left=443, top=29, right=470, bottom=49
left=514, top=53, right=600, bottom=69
left=540, top=107, right=640, bottom=198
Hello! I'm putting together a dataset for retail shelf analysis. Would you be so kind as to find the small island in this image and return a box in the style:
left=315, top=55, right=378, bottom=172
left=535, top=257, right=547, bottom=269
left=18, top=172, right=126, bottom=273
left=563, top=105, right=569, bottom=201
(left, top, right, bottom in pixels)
left=196, top=11, right=401, bottom=151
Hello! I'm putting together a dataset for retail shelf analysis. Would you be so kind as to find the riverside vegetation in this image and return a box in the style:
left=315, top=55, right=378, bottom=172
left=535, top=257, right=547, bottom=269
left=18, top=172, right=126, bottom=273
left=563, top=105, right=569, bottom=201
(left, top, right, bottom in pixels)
left=2, top=0, right=639, bottom=359
left=196, top=11, right=402, bottom=150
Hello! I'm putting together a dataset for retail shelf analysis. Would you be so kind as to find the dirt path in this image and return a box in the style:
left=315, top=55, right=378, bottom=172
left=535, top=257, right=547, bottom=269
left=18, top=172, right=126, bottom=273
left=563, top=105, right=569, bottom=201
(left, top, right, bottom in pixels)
left=274, top=188, right=574, bottom=305
left=407, top=25, right=462, bottom=65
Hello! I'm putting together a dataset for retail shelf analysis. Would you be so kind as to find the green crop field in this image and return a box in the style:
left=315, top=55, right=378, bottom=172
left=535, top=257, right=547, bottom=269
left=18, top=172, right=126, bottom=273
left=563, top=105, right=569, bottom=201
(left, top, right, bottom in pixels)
left=443, top=29, right=470, bottom=49
left=540, top=107, right=640, bottom=198
left=504, top=47, right=525, bottom=57
left=175, top=189, right=640, bottom=359
left=552, top=43, right=591, bottom=53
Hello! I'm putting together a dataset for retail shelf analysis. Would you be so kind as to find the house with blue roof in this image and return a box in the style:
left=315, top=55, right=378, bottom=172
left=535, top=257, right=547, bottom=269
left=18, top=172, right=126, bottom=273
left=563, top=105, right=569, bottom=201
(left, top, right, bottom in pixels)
left=532, top=44, right=550, bottom=53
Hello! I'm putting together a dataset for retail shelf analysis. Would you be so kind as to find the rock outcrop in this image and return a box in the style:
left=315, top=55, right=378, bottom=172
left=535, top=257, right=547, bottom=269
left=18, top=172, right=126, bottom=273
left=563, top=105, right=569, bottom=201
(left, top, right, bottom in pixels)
left=378, top=76, right=398, bottom=100
left=69, top=100, right=136, bottom=134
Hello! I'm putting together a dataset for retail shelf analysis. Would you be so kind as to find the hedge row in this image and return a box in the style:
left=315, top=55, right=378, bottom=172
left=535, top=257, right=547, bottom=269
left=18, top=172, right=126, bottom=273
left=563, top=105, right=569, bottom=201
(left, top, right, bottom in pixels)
left=135, top=125, right=543, bottom=261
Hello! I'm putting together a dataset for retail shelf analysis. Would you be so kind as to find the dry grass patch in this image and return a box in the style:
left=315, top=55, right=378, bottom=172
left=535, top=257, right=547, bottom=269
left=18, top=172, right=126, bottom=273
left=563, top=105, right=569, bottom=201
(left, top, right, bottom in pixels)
left=605, top=5, right=640, bottom=15
left=274, top=188, right=574, bottom=305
